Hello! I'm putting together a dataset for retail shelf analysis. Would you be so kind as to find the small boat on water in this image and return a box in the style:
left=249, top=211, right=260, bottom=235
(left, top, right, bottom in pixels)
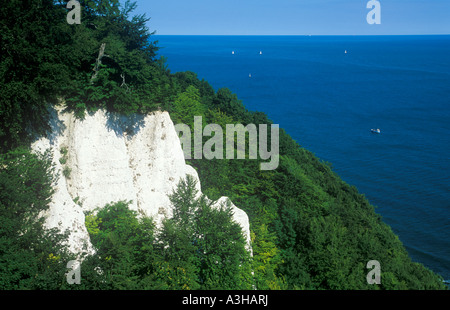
left=371, top=128, right=381, bottom=134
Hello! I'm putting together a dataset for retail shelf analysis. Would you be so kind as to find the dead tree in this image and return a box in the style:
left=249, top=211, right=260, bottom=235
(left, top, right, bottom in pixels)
left=91, top=43, right=107, bottom=84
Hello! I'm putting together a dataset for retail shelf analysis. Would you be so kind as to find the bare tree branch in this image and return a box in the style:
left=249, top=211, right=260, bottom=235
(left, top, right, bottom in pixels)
left=120, top=73, right=129, bottom=92
left=91, top=43, right=107, bottom=84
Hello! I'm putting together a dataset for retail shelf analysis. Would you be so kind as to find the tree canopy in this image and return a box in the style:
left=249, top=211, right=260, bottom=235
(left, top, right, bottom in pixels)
left=0, top=1, right=446, bottom=290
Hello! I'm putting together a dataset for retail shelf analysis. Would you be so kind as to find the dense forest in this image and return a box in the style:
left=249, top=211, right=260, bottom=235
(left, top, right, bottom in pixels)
left=0, top=0, right=446, bottom=290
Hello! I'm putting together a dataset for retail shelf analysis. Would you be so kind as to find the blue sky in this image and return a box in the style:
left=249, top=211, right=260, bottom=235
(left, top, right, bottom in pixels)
left=128, top=0, right=450, bottom=35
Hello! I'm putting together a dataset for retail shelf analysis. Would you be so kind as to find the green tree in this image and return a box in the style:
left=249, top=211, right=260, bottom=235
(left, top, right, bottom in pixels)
left=0, top=148, right=74, bottom=289
left=82, top=201, right=160, bottom=289
left=250, top=222, right=286, bottom=290
left=157, top=175, right=202, bottom=290
left=158, top=175, right=253, bottom=290
left=171, top=85, right=205, bottom=127
left=195, top=198, right=253, bottom=290
left=0, top=0, right=71, bottom=151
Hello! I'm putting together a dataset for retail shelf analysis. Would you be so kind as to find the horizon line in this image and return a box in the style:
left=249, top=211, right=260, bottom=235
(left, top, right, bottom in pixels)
left=153, top=33, right=450, bottom=36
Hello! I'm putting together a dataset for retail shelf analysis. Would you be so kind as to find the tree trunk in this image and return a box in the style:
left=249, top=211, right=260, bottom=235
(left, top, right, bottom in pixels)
left=90, top=43, right=107, bottom=84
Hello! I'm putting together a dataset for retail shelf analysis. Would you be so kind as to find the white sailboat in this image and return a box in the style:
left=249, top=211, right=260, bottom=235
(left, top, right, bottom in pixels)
left=371, top=128, right=381, bottom=134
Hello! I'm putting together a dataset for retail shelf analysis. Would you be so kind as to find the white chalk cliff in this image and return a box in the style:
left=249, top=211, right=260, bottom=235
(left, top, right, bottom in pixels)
left=32, top=106, right=251, bottom=256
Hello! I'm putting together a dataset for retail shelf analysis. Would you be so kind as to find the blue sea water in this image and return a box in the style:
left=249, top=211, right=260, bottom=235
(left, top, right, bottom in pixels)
left=155, top=35, right=450, bottom=281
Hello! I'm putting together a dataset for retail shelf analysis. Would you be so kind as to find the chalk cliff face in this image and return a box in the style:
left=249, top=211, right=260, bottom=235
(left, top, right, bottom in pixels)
left=32, top=106, right=251, bottom=255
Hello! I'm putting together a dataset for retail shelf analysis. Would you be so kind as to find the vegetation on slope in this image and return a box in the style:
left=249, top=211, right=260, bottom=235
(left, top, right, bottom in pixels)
left=0, top=0, right=446, bottom=289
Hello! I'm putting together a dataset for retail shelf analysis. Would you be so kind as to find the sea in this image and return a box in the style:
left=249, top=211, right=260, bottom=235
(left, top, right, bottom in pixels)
left=155, top=35, right=450, bottom=282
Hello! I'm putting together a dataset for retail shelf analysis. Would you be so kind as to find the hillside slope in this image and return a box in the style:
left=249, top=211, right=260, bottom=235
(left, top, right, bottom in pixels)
left=0, top=0, right=445, bottom=290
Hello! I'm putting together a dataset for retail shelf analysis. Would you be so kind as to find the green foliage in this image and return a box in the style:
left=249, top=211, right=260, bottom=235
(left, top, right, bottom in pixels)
left=79, top=176, right=253, bottom=290
left=62, top=166, right=72, bottom=179
left=174, top=74, right=446, bottom=290
left=251, top=223, right=287, bottom=290
left=0, top=0, right=164, bottom=151
left=0, top=0, right=446, bottom=291
left=63, top=1, right=162, bottom=116
left=79, top=201, right=160, bottom=289
left=0, top=0, right=70, bottom=151
left=156, top=175, right=253, bottom=290
left=171, top=85, right=205, bottom=127
left=0, top=148, right=74, bottom=289
left=211, top=88, right=253, bottom=124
